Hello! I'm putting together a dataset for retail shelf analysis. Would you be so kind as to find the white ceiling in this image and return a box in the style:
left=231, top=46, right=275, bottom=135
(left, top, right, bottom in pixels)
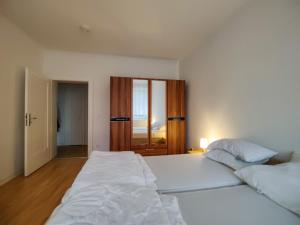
left=0, top=0, right=249, bottom=59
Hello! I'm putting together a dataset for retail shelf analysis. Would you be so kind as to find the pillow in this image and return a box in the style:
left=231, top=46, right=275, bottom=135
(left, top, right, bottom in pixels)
left=207, top=139, right=277, bottom=162
left=235, top=163, right=300, bottom=216
left=291, top=152, right=300, bottom=163
left=204, top=149, right=268, bottom=170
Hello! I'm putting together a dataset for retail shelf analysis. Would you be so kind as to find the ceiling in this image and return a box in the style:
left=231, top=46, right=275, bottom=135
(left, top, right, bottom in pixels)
left=0, top=0, right=249, bottom=59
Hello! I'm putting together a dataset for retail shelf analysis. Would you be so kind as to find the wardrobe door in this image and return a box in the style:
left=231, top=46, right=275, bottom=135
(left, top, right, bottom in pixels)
left=167, top=80, right=185, bottom=118
left=150, top=80, right=167, bottom=147
left=167, top=120, right=185, bottom=154
left=110, top=122, right=131, bottom=151
left=110, top=77, right=131, bottom=151
left=131, top=79, right=168, bottom=156
left=131, top=79, right=149, bottom=149
left=167, top=80, right=186, bottom=154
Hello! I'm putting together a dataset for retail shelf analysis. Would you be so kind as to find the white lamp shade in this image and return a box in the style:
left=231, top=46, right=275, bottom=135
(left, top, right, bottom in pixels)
left=200, top=138, right=209, bottom=149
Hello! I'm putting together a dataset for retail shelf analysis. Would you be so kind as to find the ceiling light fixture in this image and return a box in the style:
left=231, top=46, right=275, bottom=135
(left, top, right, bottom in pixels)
left=79, top=24, right=91, bottom=33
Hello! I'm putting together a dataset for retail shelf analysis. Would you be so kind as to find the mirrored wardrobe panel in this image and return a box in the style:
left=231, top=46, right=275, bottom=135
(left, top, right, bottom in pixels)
left=132, top=79, right=149, bottom=147
left=151, top=80, right=167, bottom=146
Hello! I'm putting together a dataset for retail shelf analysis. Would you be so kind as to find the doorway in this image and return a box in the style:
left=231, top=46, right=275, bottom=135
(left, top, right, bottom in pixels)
left=56, top=82, right=88, bottom=158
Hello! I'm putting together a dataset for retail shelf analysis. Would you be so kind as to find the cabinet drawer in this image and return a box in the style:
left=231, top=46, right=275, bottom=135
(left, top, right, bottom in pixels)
left=133, top=148, right=167, bottom=156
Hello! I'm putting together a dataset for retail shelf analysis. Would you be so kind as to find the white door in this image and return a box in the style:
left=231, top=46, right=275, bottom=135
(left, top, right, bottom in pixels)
left=24, top=68, right=51, bottom=176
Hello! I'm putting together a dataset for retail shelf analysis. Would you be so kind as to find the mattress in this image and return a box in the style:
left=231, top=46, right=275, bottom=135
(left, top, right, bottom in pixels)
left=144, top=154, right=242, bottom=193
left=172, top=185, right=300, bottom=225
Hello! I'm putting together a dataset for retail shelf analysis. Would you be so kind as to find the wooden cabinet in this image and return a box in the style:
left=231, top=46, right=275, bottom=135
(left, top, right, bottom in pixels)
left=110, top=77, right=186, bottom=155
left=110, top=77, right=131, bottom=118
left=110, top=77, right=131, bottom=151
left=110, top=122, right=131, bottom=151
left=167, top=80, right=185, bottom=118
left=167, top=80, right=186, bottom=154
left=167, top=120, right=185, bottom=154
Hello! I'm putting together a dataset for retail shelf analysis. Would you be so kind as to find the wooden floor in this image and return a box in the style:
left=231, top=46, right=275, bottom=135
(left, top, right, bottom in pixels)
left=57, top=145, right=88, bottom=158
left=0, top=158, right=87, bottom=225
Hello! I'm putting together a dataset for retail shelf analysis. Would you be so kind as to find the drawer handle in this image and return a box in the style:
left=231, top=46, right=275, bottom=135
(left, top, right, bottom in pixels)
left=110, top=117, right=130, bottom=121
left=168, top=117, right=185, bottom=121
left=145, top=148, right=155, bottom=151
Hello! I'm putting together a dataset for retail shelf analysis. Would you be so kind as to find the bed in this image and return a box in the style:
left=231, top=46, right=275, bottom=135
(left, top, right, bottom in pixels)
left=171, top=185, right=300, bottom=225
left=46, top=150, right=299, bottom=225
left=46, top=151, right=187, bottom=225
left=144, top=154, right=242, bottom=193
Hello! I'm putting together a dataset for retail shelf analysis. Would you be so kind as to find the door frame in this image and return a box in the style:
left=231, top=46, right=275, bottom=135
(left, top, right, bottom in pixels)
left=50, top=78, right=94, bottom=158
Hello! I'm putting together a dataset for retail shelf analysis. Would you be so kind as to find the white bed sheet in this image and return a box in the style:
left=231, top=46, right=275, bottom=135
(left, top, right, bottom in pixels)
left=144, top=154, right=242, bottom=193
left=172, top=185, right=300, bottom=225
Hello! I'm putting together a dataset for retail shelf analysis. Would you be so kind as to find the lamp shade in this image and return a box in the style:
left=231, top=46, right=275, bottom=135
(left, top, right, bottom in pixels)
left=200, top=138, right=209, bottom=149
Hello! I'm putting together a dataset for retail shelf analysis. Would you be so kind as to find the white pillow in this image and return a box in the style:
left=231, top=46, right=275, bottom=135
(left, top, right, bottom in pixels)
left=235, top=163, right=300, bottom=216
left=204, top=149, right=268, bottom=170
left=208, top=139, right=277, bottom=162
left=291, top=152, right=300, bottom=163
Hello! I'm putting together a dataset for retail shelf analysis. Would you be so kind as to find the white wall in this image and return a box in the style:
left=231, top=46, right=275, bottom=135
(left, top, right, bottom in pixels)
left=0, top=15, right=177, bottom=183
left=43, top=50, right=178, bottom=151
left=180, top=0, right=300, bottom=153
left=0, top=14, right=43, bottom=184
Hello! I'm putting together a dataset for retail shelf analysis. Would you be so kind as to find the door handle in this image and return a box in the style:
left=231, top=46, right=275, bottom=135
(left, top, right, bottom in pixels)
left=28, top=114, right=38, bottom=126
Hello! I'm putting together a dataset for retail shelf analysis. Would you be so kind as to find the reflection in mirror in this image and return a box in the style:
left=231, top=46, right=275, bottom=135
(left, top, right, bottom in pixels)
left=132, top=79, right=148, bottom=146
left=151, top=80, right=167, bottom=145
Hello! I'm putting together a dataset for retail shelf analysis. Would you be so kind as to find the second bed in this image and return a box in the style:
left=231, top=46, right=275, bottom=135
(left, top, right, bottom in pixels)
left=144, top=154, right=242, bottom=193
left=171, top=185, right=300, bottom=225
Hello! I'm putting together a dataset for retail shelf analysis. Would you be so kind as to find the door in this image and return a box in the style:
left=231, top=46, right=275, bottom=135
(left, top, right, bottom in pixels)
left=131, top=79, right=149, bottom=149
left=24, top=68, right=51, bottom=176
left=131, top=79, right=168, bottom=156
left=110, top=77, right=131, bottom=151
left=167, top=80, right=186, bottom=154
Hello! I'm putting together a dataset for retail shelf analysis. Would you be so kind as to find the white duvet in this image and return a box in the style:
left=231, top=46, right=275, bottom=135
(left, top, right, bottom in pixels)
left=46, top=183, right=185, bottom=225
left=46, top=151, right=186, bottom=225
left=68, top=151, right=156, bottom=196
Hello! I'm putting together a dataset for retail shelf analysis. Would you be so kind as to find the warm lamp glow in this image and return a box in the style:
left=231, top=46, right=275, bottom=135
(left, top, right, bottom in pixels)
left=200, top=138, right=209, bottom=149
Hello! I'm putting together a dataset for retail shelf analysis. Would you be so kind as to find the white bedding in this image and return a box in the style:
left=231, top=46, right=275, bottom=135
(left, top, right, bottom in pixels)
left=145, top=154, right=242, bottom=193
left=235, top=162, right=300, bottom=216
left=67, top=151, right=156, bottom=197
left=172, top=185, right=300, bottom=225
left=47, top=151, right=186, bottom=225
left=47, top=183, right=186, bottom=225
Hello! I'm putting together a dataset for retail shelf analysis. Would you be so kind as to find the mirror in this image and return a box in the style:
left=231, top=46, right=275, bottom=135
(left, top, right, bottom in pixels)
left=132, top=79, right=148, bottom=146
left=151, top=80, right=167, bottom=145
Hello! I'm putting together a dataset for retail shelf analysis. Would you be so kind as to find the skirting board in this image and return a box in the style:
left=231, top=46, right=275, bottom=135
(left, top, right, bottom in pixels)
left=0, top=171, right=22, bottom=186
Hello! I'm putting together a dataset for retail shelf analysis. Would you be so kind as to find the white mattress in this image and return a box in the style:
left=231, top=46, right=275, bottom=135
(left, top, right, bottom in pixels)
left=172, top=185, right=300, bottom=225
left=144, top=154, right=242, bottom=193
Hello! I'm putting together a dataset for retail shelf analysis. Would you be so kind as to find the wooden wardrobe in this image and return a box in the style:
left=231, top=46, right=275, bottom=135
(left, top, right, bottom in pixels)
left=110, top=76, right=186, bottom=156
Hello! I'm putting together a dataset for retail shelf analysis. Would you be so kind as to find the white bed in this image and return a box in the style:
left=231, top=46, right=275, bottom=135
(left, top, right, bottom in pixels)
left=172, top=185, right=300, bottom=225
left=46, top=151, right=186, bottom=225
left=144, top=154, right=242, bottom=193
